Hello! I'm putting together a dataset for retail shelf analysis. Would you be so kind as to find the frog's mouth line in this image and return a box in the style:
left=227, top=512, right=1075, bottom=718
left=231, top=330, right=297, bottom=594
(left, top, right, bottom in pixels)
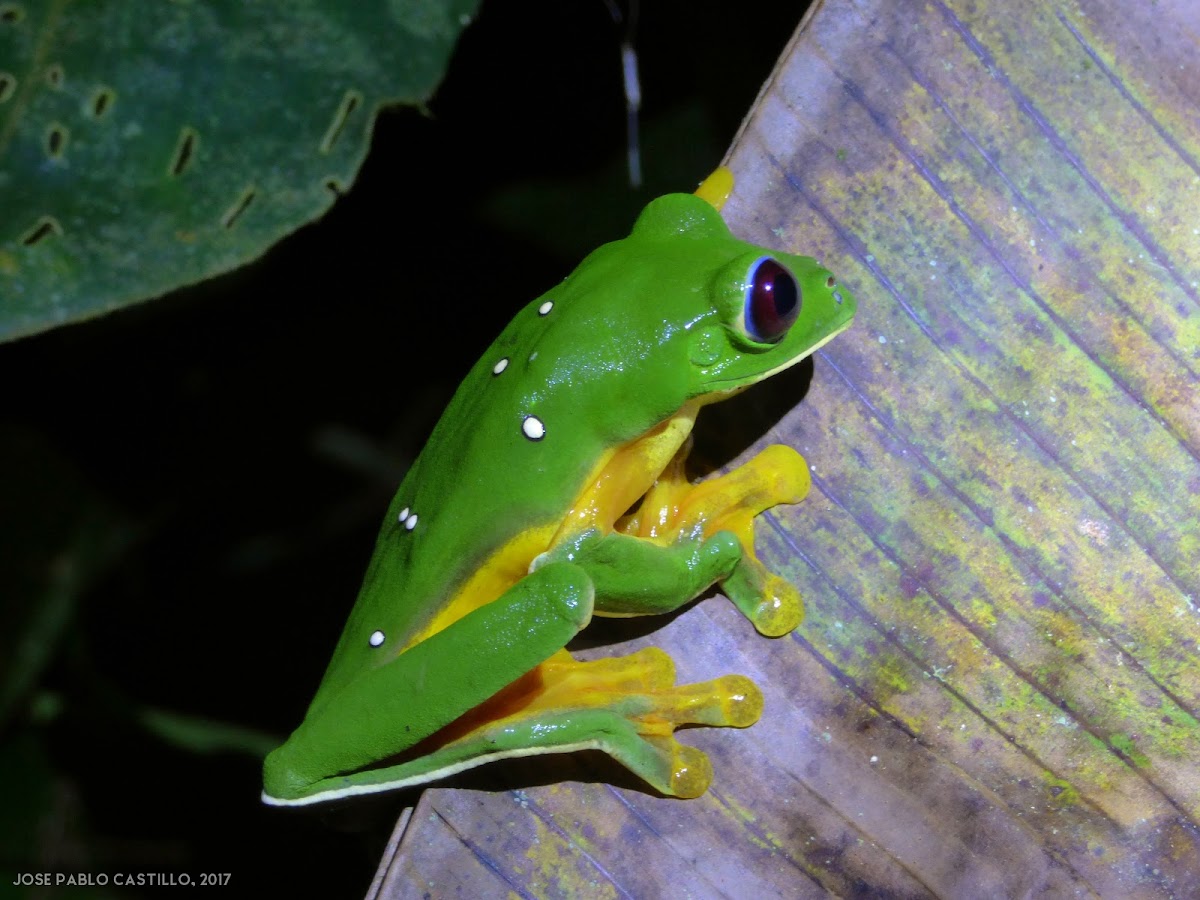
left=702, top=316, right=854, bottom=394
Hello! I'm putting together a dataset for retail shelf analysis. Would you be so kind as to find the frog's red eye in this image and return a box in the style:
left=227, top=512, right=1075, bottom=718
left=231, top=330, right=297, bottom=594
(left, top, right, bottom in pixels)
left=744, top=257, right=799, bottom=343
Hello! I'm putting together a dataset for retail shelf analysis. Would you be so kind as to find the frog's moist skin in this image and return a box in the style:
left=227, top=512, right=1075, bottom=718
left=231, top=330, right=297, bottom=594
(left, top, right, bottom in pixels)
left=262, top=173, right=857, bottom=806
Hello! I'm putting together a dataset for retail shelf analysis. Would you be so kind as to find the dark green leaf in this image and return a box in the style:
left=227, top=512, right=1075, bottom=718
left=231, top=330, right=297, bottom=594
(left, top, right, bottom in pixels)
left=0, top=0, right=478, bottom=340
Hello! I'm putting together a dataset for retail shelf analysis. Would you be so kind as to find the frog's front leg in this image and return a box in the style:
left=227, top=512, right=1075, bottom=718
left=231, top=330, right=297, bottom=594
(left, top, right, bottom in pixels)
left=541, top=524, right=743, bottom=616
left=618, top=440, right=811, bottom=636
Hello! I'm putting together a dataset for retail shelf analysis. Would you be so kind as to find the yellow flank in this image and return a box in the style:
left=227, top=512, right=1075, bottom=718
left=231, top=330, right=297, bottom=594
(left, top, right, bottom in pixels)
left=406, top=404, right=701, bottom=651
left=694, top=167, right=735, bottom=210
left=403, top=523, right=558, bottom=651
left=550, top=402, right=700, bottom=547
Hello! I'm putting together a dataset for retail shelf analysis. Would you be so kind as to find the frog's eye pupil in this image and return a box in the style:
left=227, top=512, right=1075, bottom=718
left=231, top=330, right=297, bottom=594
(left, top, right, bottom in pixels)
left=745, top=257, right=800, bottom=343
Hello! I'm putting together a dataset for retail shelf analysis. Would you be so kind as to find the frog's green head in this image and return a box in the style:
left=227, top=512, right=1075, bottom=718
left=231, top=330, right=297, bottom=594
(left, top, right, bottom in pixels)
left=630, top=192, right=857, bottom=401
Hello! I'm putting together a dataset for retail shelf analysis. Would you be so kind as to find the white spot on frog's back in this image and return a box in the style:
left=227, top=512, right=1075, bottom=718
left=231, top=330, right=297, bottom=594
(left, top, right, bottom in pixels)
left=522, top=415, right=546, bottom=441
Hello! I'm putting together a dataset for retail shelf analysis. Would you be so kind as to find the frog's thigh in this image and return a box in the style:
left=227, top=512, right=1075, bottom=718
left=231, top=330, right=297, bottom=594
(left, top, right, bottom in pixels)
left=576, top=529, right=742, bottom=616
left=432, top=647, right=763, bottom=798
left=629, top=444, right=810, bottom=636
left=262, top=560, right=594, bottom=803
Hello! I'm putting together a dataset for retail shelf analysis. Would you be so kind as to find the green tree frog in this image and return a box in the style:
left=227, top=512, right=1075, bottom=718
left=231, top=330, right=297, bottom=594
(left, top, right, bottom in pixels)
left=262, top=169, right=856, bottom=806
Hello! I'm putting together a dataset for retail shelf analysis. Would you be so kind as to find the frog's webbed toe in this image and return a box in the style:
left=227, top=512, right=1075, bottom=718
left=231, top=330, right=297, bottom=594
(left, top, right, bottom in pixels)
left=538, top=647, right=763, bottom=797
left=618, top=441, right=810, bottom=636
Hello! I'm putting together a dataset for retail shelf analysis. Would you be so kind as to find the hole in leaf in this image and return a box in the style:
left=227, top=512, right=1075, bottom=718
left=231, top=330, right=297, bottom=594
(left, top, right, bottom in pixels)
left=46, top=123, right=67, bottom=158
left=89, top=86, right=114, bottom=118
left=0, top=4, right=24, bottom=24
left=319, top=90, right=362, bottom=155
left=221, top=187, right=257, bottom=229
left=169, top=127, right=198, bottom=176
left=45, top=63, right=63, bottom=88
left=324, top=178, right=345, bottom=197
left=20, top=216, right=62, bottom=246
left=0, top=72, right=15, bottom=103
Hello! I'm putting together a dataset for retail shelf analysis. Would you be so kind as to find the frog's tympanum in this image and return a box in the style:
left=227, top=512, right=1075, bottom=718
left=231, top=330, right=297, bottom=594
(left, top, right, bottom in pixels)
left=262, top=170, right=856, bottom=805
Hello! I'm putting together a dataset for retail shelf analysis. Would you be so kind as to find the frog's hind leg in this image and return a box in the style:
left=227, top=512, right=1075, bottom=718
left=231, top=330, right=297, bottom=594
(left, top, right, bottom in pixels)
left=429, top=647, right=762, bottom=798
left=537, top=648, right=762, bottom=797
left=618, top=439, right=810, bottom=636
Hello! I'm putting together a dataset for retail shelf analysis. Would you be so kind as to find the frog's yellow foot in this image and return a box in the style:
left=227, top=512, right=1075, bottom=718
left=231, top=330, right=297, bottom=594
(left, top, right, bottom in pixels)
left=496, top=647, right=763, bottom=798
left=722, top=560, right=801, bottom=637
left=393, top=648, right=763, bottom=798
left=694, top=167, right=734, bottom=211
left=619, top=442, right=810, bottom=636
left=265, top=643, right=760, bottom=804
